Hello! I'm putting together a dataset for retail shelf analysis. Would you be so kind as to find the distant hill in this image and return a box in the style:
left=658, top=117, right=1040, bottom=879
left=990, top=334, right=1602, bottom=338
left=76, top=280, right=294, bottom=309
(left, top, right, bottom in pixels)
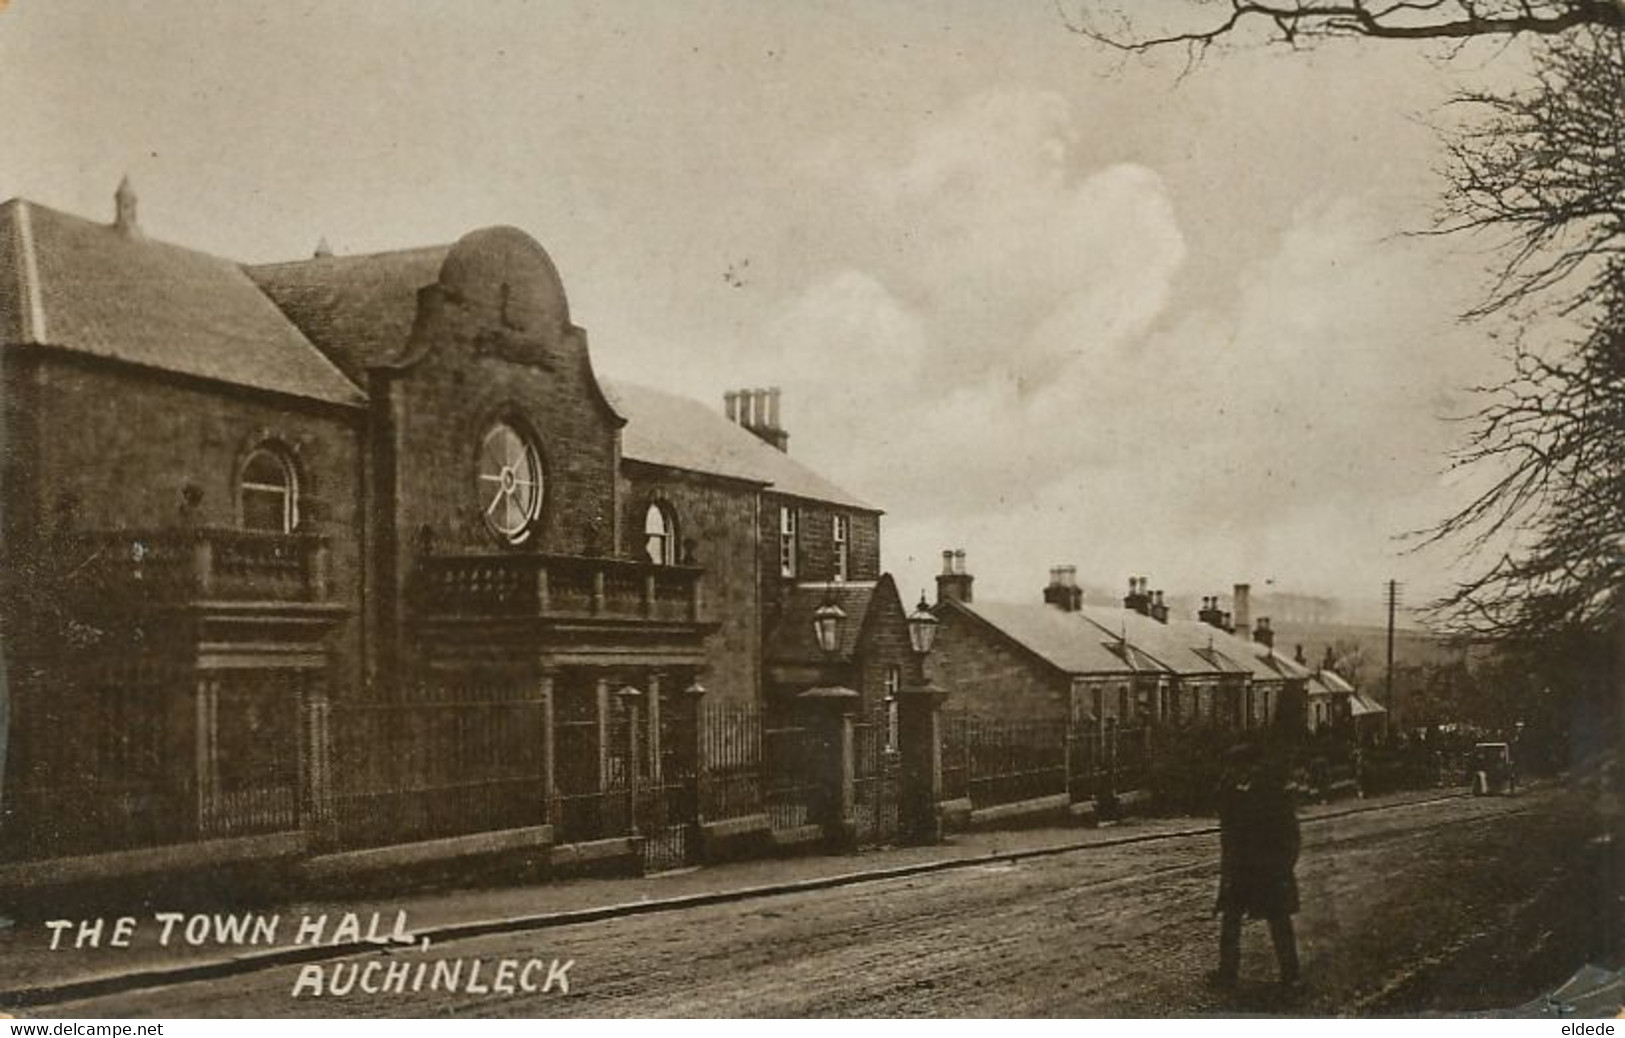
left=1267, top=620, right=1460, bottom=691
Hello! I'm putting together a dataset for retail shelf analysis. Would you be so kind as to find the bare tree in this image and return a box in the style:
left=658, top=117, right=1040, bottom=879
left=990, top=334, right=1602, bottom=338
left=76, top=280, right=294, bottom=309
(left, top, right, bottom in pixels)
left=1066, top=5, right=1623, bottom=745
left=1401, top=27, right=1622, bottom=645
left=1067, top=1, right=1623, bottom=59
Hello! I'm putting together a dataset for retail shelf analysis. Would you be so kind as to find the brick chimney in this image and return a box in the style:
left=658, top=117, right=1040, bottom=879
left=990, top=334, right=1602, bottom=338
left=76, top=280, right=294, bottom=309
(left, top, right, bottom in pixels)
left=1232, top=583, right=1252, bottom=640
left=1043, top=565, right=1083, bottom=612
left=1253, top=616, right=1275, bottom=649
left=1198, top=595, right=1227, bottom=629
left=1123, top=576, right=1152, bottom=616
left=1149, top=589, right=1169, bottom=624
left=114, top=175, right=141, bottom=238
left=724, top=387, right=789, bottom=452
left=936, top=548, right=973, bottom=605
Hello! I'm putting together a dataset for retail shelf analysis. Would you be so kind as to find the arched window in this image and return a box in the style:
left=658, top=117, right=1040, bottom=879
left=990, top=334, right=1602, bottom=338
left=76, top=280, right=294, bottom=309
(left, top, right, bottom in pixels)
left=644, top=502, right=677, bottom=565
left=240, top=447, right=298, bottom=533
left=478, top=420, right=545, bottom=545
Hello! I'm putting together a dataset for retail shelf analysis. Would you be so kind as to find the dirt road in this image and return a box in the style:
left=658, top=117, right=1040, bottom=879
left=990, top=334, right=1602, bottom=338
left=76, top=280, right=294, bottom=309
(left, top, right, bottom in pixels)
left=31, top=786, right=1612, bottom=1017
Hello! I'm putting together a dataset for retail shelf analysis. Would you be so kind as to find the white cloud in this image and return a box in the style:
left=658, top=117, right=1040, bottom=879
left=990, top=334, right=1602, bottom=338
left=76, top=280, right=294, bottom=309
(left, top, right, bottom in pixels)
left=603, top=87, right=1496, bottom=612
left=871, top=192, right=1499, bottom=609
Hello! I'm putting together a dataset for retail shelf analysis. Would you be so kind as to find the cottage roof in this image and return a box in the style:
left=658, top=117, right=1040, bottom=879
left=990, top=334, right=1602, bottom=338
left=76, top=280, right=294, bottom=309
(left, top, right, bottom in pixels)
left=1309, top=667, right=1357, bottom=696
left=765, top=579, right=888, bottom=664
left=1075, top=605, right=1224, bottom=677
left=1192, top=625, right=1285, bottom=681
left=0, top=198, right=363, bottom=406
left=1350, top=691, right=1387, bottom=717
left=947, top=600, right=1141, bottom=677
left=1257, top=646, right=1314, bottom=682
left=605, top=380, right=876, bottom=511
left=247, top=245, right=449, bottom=383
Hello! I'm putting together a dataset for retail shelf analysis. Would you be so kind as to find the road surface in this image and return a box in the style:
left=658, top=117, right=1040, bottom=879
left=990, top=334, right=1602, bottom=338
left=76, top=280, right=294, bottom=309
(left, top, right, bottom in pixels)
left=30, top=786, right=1613, bottom=1017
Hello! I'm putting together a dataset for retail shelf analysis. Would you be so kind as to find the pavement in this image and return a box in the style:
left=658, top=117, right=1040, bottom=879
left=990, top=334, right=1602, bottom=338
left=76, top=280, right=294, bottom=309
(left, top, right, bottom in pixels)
left=0, top=786, right=1466, bottom=1008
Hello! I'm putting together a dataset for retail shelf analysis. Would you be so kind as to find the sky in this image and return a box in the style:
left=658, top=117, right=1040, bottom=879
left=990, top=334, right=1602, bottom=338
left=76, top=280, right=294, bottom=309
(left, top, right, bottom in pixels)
left=0, top=0, right=1543, bottom=623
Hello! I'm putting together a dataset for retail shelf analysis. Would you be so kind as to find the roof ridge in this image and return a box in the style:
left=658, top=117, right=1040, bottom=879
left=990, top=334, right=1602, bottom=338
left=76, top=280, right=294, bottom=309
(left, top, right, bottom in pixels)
left=247, top=242, right=452, bottom=272
left=13, top=199, right=48, bottom=343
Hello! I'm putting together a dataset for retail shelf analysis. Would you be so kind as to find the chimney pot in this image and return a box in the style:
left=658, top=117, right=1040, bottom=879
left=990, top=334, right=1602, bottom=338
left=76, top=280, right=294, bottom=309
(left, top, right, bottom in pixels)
left=1043, top=563, right=1082, bottom=612
left=767, top=386, right=781, bottom=430
left=937, top=548, right=973, bottom=605
left=114, top=175, right=141, bottom=237
left=725, top=390, right=739, bottom=423
left=1253, top=616, right=1275, bottom=649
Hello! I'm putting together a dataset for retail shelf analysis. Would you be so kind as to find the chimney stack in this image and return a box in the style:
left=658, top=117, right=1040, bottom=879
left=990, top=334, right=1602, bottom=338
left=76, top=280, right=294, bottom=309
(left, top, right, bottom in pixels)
left=724, top=386, right=789, bottom=452
left=1253, top=616, right=1275, bottom=649
left=1198, top=595, right=1226, bottom=629
left=1232, top=583, right=1252, bottom=640
left=1124, top=576, right=1152, bottom=616
left=113, top=175, right=141, bottom=238
left=936, top=548, right=973, bottom=605
left=1150, top=589, right=1169, bottom=624
left=1043, top=564, right=1083, bottom=612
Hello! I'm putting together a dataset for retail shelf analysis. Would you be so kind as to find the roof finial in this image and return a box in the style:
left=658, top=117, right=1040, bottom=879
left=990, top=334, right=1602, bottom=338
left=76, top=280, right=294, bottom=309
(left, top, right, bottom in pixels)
left=313, top=236, right=334, bottom=259
left=114, top=175, right=141, bottom=237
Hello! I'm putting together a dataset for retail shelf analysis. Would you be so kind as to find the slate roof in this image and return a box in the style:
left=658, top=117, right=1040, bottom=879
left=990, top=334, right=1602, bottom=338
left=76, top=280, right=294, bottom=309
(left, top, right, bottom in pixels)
left=766, top=580, right=883, bottom=664
left=948, top=600, right=1141, bottom=677
left=0, top=199, right=363, bottom=406
left=1350, top=691, right=1387, bottom=717
left=1256, top=646, right=1314, bottom=682
left=1309, top=668, right=1356, bottom=696
left=1193, top=625, right=1283, bottom=681
left=605, top=380, right=876, bottom=511
left=1076, top=605, right=1225, bottom=677
left=247, top=245, right=449, bottom=383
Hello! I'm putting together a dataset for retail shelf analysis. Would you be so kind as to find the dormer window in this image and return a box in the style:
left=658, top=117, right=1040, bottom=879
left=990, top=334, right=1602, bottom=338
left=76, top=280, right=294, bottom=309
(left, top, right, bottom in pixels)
left=644, top=502, right=677, bottom=565
left=240, top=447, right=298, bottom=533
left=478, top=420, right=544, bottom=545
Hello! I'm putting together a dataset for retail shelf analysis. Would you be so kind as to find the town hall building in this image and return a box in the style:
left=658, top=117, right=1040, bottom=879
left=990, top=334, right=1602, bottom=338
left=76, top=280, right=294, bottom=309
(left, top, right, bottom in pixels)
left=0, top=183, right=917, bottom=883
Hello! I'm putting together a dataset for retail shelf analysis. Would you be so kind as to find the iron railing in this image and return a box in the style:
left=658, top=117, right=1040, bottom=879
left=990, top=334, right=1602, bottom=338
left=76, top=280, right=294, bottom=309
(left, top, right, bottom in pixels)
left=330, top=692, right=547, bottom=849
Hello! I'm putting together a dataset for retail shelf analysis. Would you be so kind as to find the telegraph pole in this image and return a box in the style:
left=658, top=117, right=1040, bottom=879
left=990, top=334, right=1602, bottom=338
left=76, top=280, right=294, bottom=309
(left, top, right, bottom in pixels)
left=1385, top=580, right=1401, bottom=735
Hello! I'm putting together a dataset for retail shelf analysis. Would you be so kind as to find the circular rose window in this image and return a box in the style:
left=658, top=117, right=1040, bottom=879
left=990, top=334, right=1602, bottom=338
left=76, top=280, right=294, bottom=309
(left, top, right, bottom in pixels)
left=478, top=421, right=544, bottom=544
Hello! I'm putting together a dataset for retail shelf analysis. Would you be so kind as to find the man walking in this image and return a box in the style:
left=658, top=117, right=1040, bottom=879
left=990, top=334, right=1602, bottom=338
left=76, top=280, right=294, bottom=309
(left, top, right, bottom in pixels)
left=1211, top=740, right=1301, bottom=989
